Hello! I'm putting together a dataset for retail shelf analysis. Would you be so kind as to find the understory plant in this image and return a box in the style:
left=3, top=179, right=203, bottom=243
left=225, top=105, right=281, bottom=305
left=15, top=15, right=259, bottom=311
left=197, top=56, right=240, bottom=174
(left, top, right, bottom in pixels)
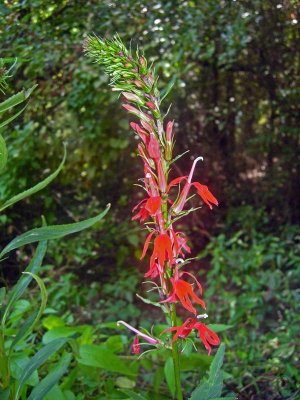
left=85, top=35, right=230, bottom=399
left=0, top=65, right=110, bottom=399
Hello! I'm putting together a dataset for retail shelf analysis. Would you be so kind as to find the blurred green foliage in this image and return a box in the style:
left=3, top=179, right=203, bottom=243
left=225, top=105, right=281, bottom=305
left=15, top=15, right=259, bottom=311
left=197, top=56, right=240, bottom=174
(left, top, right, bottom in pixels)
left=0, top=0, right=299, bottom=399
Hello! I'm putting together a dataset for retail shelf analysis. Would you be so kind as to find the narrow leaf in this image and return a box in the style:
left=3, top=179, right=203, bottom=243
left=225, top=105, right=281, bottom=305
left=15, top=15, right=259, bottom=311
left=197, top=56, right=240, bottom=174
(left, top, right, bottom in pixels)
left=164, top=357, right=176, bottom=398
left=119, top=389, right=147, bottom=400
left=0, top=85, right=37, bottom=114
left=1, top=240, right=47, bottom=326
left=0, top=134, right=7, bottom=172
left=0, top=104, right=27, bottom=130
left=0, top=145, right=67, bottom=212
left=15, top=337, right=68, bottom=400
left=9, top=311, right=38, bottom=351
left=189, top=344, right=226, bottom=400
left=22, top=272, right=48, bottom=331
left=27, top=352, right=72, bottom=400
left=0, top=204, right=110, bottom=259
left=160, top=76, right=176, bottom=102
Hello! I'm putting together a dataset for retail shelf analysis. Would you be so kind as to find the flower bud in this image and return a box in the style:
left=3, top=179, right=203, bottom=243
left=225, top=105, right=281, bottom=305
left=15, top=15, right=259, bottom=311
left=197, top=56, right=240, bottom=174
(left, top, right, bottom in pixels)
left=147, top=134, right=161, bottom=160
left=146, top=101, right=156, bottom=110
left=123, top=92, right=144, bottom=105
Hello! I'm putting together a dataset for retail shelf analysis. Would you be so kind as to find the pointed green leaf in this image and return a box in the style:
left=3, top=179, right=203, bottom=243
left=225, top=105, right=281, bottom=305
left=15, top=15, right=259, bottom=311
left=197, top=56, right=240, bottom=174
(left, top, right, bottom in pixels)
left=78, top=344, right=137, bottom=376
left=160, top=76, right=176, bottom=102
left=190, top=344, right=225, bottom=400
left=15, top=337, right=68, bottom=400
left=0, top=204, right=110, bottom=258
left=10, top=311, right=38, bottom=351
left=209, top=343, right=225, bottom=385
left=0, top=85, right=37, bottom=114
left=119, top=389, right=147, bottom=400
left=27, top=352, right=72, bottom=400
left=1, top=241, right=47, bottom=326
left=0, top=134, right=7, bottom=172
left=0, top=104, right=27, bottom=130
left=164, top=357, right=176, bottom=398
left=0, top=145, right=66, bottom=212
left=21, top=272, right=48, bottom=331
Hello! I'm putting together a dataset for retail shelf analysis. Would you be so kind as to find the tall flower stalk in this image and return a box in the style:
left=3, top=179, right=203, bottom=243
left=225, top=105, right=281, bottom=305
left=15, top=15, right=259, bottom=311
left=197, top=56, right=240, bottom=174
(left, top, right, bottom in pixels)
left=84, top=35, right=220, bottom=399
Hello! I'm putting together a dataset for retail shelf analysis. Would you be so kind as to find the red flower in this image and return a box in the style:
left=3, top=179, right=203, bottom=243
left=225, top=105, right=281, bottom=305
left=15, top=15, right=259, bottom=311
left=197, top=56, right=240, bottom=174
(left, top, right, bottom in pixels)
left=141, top=232, right=174, bottom=270
left=192, top=182, right=218, bottom=210
left=169, top=157, right=218, bottom=213
left=161, top=318, right=220, bottom=355
left=132, top=196, right=162, bottom=222
left=132, top=335, right=140, bottom=354
left=162, top=275, right=206, bottom=315
left=151, top=233, right=173, bottom=268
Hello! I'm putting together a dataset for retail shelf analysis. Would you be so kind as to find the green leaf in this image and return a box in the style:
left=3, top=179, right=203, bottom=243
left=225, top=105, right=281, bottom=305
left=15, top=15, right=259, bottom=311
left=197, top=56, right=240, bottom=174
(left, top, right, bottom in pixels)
left=207, top=324, right=233, bottom=333
left=27, top=352, right=72, bottom=400
left=22, top=271, right=48, bottom=329
left=44, top=385, right=66, bottom=400
left=42, top=326, right=91, bottom=344
left=0, top=104, right=27, bottom=130
left=0, top=388, right=10, bottom=400
left=0, top=134, right=7, bottom=171
left=15, top=337, right=68, bottom=400
left=0, top=204, right=110, bottom=258
left=0, top=85, right=37, bottom=114
left=1, top=240, right=47, bottom=326
left=78, top=344, right=137, bottom=376
left=164, top=357, right=176, bottom=398
left=189, top=344, right=225, bottom=400
left=0, top=145, right=66, bottom=212
left=9, top=311, right=38, bottom=351
left=160, top=76, right=176, bottom=102
left=119, top=389, right=147, bottom=400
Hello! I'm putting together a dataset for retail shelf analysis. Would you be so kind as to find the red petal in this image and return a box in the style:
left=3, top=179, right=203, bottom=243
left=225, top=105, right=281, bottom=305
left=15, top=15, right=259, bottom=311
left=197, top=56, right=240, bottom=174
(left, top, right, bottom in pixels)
left=192, top=182, right=218, bottom=209
left=145, top=196, right=162, bottom=215
left=167, top=176, right=188, bottom=192
left=180, top=271, right=203, bottom=295
left=140, top=231, right=156, bottom=259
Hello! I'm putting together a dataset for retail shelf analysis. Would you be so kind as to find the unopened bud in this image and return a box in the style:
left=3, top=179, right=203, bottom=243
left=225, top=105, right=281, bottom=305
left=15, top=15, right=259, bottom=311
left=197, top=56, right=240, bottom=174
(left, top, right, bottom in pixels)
left=133, top=80, right=144, bottom=88
left=166, top=121, right=174, bottom=142
left=146, top=101, right=156, bottom=110
left=147, top=134, right=161, bottom=160
left=123, top=92, right=144, bottom=105
left=139, top=56, right=146, bottom=66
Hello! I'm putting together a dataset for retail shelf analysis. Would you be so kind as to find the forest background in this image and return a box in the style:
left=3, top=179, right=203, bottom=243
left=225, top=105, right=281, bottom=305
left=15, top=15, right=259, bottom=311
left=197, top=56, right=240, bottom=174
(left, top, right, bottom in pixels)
left=0, top=1, right=299, bottom=399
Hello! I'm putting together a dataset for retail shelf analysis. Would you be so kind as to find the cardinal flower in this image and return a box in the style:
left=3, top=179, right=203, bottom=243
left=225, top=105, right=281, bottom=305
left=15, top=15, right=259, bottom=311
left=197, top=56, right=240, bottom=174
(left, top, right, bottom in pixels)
left=132, top=196, right=162, bottom=222
left=132, top=335, right=140, bottom=354
left=117, top=320, right=158, bottom=347
left=141, top=232, right=172, bottom=262
left=162, top=274, right=206, bottom=315
left=161, top=318, right=220, bottom=355
left=170, top=157, right=218, bottom=213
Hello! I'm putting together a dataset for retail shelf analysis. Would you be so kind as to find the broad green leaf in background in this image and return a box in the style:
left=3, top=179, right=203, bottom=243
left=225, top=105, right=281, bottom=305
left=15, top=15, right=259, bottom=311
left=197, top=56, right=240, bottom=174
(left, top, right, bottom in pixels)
left=27, top=352, right=72, bottom=400
left=0, top=145, right=66, bottom=212
left=1, top=240, right=47, bottom=326
left=15, top=337, right=68, bottom=400
left=207, top=324, right=233, bottom=333
left=78, top=344, right=137, bottom=376
left=119, top=389, right=147, bottom=400
left=164, top=357, right=176, bottom=398
left=0, top=204, right=110, bottom=258
left=190, top=343, right=225, bottom=400
left=0, top=134, right=7, bottom=171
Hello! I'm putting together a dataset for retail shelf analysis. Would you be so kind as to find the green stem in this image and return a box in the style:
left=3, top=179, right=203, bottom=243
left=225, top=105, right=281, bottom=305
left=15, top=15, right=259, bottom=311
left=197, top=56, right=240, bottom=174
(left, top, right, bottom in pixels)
left=170, top=303, right=183, bottom=400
